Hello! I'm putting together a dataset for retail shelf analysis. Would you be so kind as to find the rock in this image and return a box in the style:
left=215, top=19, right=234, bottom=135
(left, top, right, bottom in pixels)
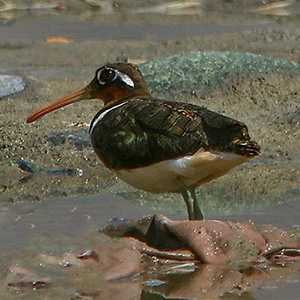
left=286, top=108, right=300, bottom=124
left=139, top=51, right=300, bottom=94
left=0, top=75, right=25, bottom=98
left=13, top=159, right=77, bottom=176
left=46, top=129, right=90, bottom=150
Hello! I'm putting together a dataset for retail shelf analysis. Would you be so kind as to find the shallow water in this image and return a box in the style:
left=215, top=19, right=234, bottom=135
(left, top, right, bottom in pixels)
left=0, top=0, right=300, bottom=299
left=0, top=15, right=278, bottom=42
left=0, top=194, right=299, bottom=299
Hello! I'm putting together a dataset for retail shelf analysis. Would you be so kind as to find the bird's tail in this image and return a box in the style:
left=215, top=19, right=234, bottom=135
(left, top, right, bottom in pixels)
left=226, top=139, right=261, bottom=157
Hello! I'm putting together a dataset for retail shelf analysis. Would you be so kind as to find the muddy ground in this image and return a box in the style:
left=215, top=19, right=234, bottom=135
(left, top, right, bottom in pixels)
left=1, top=1, right=299, bottom=218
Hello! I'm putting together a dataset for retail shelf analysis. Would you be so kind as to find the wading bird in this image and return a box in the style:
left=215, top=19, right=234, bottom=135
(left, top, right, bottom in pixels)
left=27, top=63, right=261, bottom=220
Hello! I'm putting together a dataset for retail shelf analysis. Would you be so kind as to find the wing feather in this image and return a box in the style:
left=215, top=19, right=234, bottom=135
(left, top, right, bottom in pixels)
left=90, top=97, right=259, bottom=169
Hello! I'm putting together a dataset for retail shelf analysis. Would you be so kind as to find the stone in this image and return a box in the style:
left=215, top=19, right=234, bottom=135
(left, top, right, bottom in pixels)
left=139, top=51, right=300, bottom=94
left=0, top=75, right=25, bottom=98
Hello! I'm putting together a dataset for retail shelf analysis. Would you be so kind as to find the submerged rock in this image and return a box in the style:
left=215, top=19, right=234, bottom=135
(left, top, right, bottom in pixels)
left=46, top=129, right=90, bottom=150
left=140, top=51, right=300, bottom=94
left=0, top=75, right=25, bottom=98
left=103, top=214, right=300, bottom=264
left=13, top=159, right=77, bottom=176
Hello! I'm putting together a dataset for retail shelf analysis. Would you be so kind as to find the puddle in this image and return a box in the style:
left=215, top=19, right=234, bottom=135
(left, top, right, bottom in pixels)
left=0, top=194, right=153, bottom=253
left=0, top=194, right=299, bottom=299
left=1, top=194, right=299, bottom=254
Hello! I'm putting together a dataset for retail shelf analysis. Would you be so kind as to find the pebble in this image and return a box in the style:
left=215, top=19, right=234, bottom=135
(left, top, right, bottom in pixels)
left=0, top=75, right=25, bottom=98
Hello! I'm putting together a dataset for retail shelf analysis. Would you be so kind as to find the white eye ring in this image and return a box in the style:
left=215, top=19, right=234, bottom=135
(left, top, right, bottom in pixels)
left=97, top=67, right=135, bottom=88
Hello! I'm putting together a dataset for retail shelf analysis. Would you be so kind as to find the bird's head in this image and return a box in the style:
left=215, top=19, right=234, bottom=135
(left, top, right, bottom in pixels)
left=27, top=63, right=149, bottom=123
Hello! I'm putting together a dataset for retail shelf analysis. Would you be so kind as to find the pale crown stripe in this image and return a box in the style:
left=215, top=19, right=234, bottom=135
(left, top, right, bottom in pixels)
left=90, top=101, right=128, bottom=134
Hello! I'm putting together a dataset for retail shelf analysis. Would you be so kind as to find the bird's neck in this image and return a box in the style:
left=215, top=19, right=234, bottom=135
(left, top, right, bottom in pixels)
left=103, top=90, right=150, bottom=108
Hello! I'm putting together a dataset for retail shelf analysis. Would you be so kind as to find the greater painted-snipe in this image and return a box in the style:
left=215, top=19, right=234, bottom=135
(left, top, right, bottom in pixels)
left=27, top=63, right=261, bottom=220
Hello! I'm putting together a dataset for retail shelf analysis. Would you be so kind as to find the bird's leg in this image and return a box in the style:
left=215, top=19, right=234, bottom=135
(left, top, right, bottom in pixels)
left=174, top=179, right=195, bottom=220
left=181, top=188, right=195, bottom=220
left=174, top=179, right=204, bottom=220
left=189, top=186, right=204, bottom=220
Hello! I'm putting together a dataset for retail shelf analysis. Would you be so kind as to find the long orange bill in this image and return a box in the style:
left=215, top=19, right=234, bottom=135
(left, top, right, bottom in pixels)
left=27, top=86, right=92, bottom=123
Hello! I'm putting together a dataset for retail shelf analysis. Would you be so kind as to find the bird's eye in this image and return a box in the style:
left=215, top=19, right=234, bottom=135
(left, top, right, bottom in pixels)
left=97, top=68, right=117, bottom=85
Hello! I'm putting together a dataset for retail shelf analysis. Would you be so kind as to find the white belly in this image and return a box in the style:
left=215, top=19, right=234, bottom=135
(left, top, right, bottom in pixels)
left=115, top=150, right=248, bottom=193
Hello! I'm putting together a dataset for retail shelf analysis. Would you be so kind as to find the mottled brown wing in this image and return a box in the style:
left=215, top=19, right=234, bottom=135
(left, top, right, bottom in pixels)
left=90, top=97, right=260, bottom=170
